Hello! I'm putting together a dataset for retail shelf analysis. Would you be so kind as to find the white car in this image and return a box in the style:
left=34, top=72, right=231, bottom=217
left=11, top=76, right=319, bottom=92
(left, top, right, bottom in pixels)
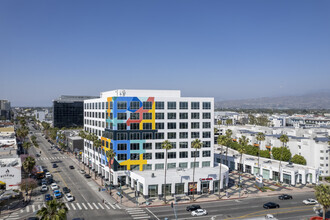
left=41, top=185, right=48, bottom=192
left=45, top=172, right=52, bottom=178
left=191, top=209, right=207, bottom=217
left=65, top=193, right=74, bottom=202
left=50, top=183, right=58, bottom=190
left=303, top=199, right=318, bottom=205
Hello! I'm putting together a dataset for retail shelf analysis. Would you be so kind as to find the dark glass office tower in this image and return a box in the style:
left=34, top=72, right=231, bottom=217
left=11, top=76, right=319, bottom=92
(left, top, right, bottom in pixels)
left=53, top=96, right=98, bottom=128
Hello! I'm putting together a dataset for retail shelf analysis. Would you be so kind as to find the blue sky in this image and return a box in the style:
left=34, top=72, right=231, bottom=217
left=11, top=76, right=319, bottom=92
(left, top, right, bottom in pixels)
left=1, top=0, right=330, bottom=106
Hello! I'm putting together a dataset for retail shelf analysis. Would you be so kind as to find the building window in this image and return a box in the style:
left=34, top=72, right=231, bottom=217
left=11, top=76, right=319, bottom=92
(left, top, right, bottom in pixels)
left=191, top=113, right=199, bottom=119
left=168, top=123, right=176, bottom=129
left=203, top=122, right=211, bottom=129
left=118, top=165, right=127, bottom=171
left=143, top=101, right=153, bottom=110
left=155, top=102, right=164, bottom=109
left=131, top=165, right=140, bottom=171
left=203, top=141, right=211, bottom=148
left=142, top=132, right=153, bottom=139
left=167, top=163, right=176, bottom=169
left=179, top=123, right=188, bottom=129
left=117, top=113, right=127, bottom=120
left=130, top=101, right=140, bottom=110
left=117, top=154, right=127, bottom=161
left=130, top=132, right=140, bottom=140
left=143, top=123, right=152, bottom=130
left=191, top=162, right=199, bottom=168
left=168, top=132, right=176, bottom=139
left=118, top=144, right=127, bottom=151
left=156, top=153, right=164, bottom=159
left=131, top=153, right=140, bottom=160
left=168, top=113, right=176, bottom=119
left=191, top=102, right=200, bottom=109
left=156, top=123, right=164, bottom=129
left=143, top=113, right=152, bottom=120
left=143, top=164, right=152, bottom=170
left=191, top=132, right=200, bottom=138
left=179, top=152, right=188, bottom=158
left=155, top=143, right=162, bottom=149
left=179, top=162, right=188, bottom=168
left=179, top=113, right=188, bottom=119
left=179, top=132, right=188, bottom=139
left=117, top=101, right=127, bottom=110
left=191, top=151, right=200, bottom=157
left=155, top=163, right=164, bottom=170
left=117, top=123, right=127, bottom=130
left=203, top=151, right=211, bottom=157
left=179, top=142, right=188, bottom=148
left=202, top=102, right=211, bottom=109
left=131, top=143, right=140, bottom=150
left=203, top=132, right=211, bottom=138
left=155, top=113, right=164, bottom=119
left=143, top=153, right=152, bottom=160
left=117, top=133, right=127, bottom=140
left=109, top=113, right=113, bottom=119
left=203, top=113, right=211, bottom=119
left=168, top=152, right=176, bottom=159
left=179, top=102, right=188, bottom=109
left=130, top=113, right=140, bottom=120
left=167, top=102, right=176, bottom=109
left=155, top=133, right=164, bottom=139
left=130, top=123, right=140, bottom=130
left=143, top=143, right=152, bottom=150
left=202, top=161, right=210, bottom=167
left=191, top=122, right=200, bottom=129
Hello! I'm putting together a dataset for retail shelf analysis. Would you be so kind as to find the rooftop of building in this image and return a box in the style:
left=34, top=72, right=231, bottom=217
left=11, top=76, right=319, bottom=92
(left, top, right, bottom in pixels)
left=100, top=89, right=182, bottom=98
left=53, top=95, right=99, bottom=103
left=0, top=154, right=21, bottom=167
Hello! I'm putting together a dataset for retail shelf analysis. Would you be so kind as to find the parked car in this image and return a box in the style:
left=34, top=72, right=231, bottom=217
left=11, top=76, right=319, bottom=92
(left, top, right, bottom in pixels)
left=41, top=185, right=48, bottom=192
left=36, top=154, right=40, bottom=157
left=263, top=202, right=280, bottom=209
left=63, top=187, right=70, bottom=194
left=84, top=174, right=91, bottom=179
left=80, top=170, right=86, bottom=174
left=69, top=165, right=75, bottom=169
left=41, top=179, right=47, bottom=185
left=278, top=194, right=292, bottom=200
left=191, top=209, right=207, bottom=217
left=52, top=164, right=58, bottom=168
left=54, top=190, right=62, bottom=199
left=47, top=178, right=54, bottom=185
left=44, top=194, right=53, bottom=201
left=303, top=199, right=318, bottom=205
left=45, top=172, right=52, bottom=178
left=186, top=205, right=201, bottom=211
left=51, top=183, right=59, bottom=190
left=65, top=193, right=74, bottom=202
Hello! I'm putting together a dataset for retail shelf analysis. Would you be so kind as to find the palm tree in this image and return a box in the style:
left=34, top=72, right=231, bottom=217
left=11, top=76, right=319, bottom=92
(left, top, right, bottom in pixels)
left=161, top=140, right=173, bottom=204
left=278, top=134, right=289, bottom=183
left=256, top=132, right=265, bottom=175
left=78, top=130, right=87, bottom=168
left=37, top=199, right=68, bottom=220
left=217, top=135, right=228, bottom=199
left=314, top=184, right=330, bottom=220
left=23, top=142, right=32, bottom=154
left=22, top=156, right=36, bottom=178
left=106, top=149, right=116, bottom=195
left=191, top=139, right=202, bottom=201
left=238, top=136, right=249, bottom=198
left=225, top=129, right=233, bottom=166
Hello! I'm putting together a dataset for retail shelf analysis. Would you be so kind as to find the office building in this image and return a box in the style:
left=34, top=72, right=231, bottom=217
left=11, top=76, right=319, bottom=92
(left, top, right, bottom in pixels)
left=0, top=100, right=11, bottom=120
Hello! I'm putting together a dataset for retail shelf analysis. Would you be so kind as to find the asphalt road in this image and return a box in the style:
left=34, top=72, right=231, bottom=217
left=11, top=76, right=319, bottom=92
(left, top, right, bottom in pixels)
left=22, top=125, right=132, bottom=220
left=147, top=191, right=318, bottom=220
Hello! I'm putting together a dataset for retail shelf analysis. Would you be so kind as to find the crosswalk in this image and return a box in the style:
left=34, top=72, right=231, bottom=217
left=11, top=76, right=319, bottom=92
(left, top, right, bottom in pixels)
left=19, top=202, right=121, bottom=213
left=36, top=156, right=69, bottom=161
left=126, top=207, right=151, bottom=220
left=0, top=212, right=20, bottom=220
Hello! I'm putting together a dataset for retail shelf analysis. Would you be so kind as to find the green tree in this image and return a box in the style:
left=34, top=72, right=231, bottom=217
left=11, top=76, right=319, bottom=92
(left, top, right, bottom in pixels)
left=217, top=135, right=228, bottom=199
left=278, top=134, right=289, bottom=183
left=161, top=140, right=173, bottom=204
left=225, top=129, right=233, bottom=166
left=256, top=132, right=265, bottom=174
left=238, top=136, right=249, bottom=198
left=248, top=114, right=256, bottom=125
left=314, top=184, right=330, bottom=220
left=105, top=149, right=116, bottom=196
left=37, top=199, right=68, bottom=220
left=272, top=147, right=291, bottom=161
left=259, top=150, right=271, bottom=158
left=226, top=119, right=233, bottom=125
left=191, top=139, right=202, bottom=201
left=20, top=178, right=37, bottom=201
left=291, top=154, right=307, bottom=165
left=22, top=156, right=36, bottom=177
left=23, top=142, right=32, bottom=154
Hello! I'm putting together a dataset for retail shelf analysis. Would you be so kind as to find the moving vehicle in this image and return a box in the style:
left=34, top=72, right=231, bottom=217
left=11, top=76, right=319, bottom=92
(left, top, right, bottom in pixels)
left=186, top=205, right=201, bottom=211
left=65, top=193, right=74, bottom=202
left=84, top=174, right=91, bottom=179
left=51, top=183, right=58, bottom=190
left=278, top=194, right=292, bottom=200
left=52, top=163, right=58, bottom=168
left=303, top=199, right=318, bottom=205
left=63, top=187, right=70, bottom=194
left=69, top=165, right=75, bottom=169
left=80, top=170, right=86, bottom=174
left=263, top=202, right=280, bottom=209
left=191, top=209, right=207, bottom=217
left=54, top=190, right=62, bottom=199
left=35, top=165, right=45, bottom=179
left=44, top=194, right=53, bottom=201
left=41, top=185, right=48, bottom=192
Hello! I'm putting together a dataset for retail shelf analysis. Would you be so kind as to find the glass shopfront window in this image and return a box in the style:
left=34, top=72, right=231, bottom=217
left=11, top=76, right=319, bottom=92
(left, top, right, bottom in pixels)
left=188, top=182, right=197, bottom=195
left=162, top=184, right=171, bottom=196
left=175, top=183, right=184, bottom=195
left=283, top=174, right=291, bottom=185
left=148, top=185, right=158, bottom=197
left=201, top=181, right=210, bottom=194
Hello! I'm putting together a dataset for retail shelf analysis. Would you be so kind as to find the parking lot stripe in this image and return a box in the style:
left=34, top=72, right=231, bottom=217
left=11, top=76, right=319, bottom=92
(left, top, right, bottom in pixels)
left=82, top=203, right=88, bottom=210
left=65, top=203, right=71, bottom=210
left=87, top=203, right=94, bottom=210
left=92, top=203, right=99, bottom=209
left=98, top=203, right=105, bottom=209
left=76, top=203, right=82, bottom=210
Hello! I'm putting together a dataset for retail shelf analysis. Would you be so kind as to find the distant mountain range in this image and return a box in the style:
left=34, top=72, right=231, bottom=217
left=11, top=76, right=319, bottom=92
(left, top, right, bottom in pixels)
left=215, top=92, right=330, bottom=109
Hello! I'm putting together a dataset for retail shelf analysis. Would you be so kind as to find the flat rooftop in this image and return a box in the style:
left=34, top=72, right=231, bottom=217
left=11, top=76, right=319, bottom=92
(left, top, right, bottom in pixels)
left=100, top=89, right=181, bottom=98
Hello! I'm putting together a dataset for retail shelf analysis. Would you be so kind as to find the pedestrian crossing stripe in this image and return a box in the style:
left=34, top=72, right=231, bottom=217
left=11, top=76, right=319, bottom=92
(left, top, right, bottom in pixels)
left=126, top=208, right=150, bottom=219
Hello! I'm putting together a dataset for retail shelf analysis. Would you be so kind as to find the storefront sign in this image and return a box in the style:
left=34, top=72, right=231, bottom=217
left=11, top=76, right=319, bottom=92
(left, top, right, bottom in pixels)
left=0, top=169, right=15, bottom=179
left=199, top=178, right=213, bottom=181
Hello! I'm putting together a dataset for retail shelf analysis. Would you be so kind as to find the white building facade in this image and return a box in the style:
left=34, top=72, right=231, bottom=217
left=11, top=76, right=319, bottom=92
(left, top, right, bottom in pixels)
left=83, top=89, right=228, bottom=198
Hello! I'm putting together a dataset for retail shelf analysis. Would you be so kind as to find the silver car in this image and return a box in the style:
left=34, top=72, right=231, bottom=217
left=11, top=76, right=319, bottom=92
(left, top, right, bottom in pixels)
left=191, top=209, right=207, bottom=217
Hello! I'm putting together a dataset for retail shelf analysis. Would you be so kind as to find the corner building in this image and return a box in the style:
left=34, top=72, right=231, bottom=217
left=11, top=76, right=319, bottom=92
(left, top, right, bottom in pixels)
left=83, top=90, right=228, bottom=198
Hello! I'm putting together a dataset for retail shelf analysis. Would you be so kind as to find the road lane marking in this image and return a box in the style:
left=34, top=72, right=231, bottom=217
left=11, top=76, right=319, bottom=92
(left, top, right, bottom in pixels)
left=65, top=203, right=71, bottom=210
left=38, top=204, right=41, bottom=210
left=26, top=206, right=29, bottom=212
left=115, top=204, right=121, bottom=209
left=87, top=203, right=94, bottom=210
left=108, top=203, right=116, bottom=209
left=133, top=216, right=151, bottom=219
left=20, top=209, right=24, bottom=213
left=76, top=203, right=82, bottom=210
left=71, top=203, right=76, bottom=210
left=32, top=205, right=35, bottom=212
left=98, top=203, right=105, bottom=209
left=104, top=204, right=110, bottom=209
left=146, top=208, right=160, bottom=220
left=82, top=203, right=88, bottom=210
left=92, top=202, right=99, bottom=209
left=127, top=210, right=145, bottom=213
